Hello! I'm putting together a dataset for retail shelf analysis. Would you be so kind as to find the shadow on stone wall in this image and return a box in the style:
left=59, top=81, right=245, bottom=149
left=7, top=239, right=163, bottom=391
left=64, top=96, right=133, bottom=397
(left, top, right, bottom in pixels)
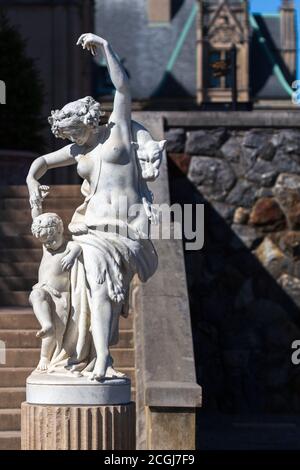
left=168, top=153, right=300, bottom=449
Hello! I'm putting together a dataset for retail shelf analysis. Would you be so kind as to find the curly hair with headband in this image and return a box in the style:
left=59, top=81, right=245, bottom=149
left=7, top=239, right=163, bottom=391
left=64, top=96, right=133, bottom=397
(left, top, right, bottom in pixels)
left=48, top=96, right=105, bottom=139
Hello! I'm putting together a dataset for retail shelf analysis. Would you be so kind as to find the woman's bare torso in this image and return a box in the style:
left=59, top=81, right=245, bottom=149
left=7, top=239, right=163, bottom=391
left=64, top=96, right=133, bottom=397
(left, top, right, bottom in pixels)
left=75, top=125, right=147, bottom=231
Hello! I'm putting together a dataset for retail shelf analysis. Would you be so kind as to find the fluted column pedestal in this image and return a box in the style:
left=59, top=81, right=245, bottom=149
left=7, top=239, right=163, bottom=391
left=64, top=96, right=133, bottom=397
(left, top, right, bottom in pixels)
left=21, top=402, right=135, bottom=450
left=21, top=372, right=135, bottom=450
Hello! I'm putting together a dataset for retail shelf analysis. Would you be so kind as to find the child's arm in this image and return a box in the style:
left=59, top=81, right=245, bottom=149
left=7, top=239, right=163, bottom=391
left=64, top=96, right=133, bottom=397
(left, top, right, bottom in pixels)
left=61, top=242, right=82, bottom=271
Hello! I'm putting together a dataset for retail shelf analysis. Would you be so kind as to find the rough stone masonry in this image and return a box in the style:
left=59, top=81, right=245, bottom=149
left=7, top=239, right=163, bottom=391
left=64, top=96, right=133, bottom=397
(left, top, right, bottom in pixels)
left=166, top=122, right=300, bottom=414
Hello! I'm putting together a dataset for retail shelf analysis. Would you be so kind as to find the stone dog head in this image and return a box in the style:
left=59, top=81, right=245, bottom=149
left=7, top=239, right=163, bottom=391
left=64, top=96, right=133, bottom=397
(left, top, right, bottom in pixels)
left=135, top=139, right=167, bottom=181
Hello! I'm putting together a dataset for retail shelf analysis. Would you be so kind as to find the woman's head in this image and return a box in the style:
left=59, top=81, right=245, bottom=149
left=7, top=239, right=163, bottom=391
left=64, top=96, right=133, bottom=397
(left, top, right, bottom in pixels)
left=48, top=96, right=104, bottom=145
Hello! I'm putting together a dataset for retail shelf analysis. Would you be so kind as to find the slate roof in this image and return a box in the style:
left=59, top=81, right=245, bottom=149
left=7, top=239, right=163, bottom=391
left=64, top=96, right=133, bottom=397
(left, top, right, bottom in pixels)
left=254, top=14, right=282, bottom=50
left=250, top=13, right=292, bottom=100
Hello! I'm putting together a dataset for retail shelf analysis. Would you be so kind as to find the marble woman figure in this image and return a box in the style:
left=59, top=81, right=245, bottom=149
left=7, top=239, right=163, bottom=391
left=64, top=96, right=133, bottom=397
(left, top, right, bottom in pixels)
left=26, top=33, right=166, bottom=380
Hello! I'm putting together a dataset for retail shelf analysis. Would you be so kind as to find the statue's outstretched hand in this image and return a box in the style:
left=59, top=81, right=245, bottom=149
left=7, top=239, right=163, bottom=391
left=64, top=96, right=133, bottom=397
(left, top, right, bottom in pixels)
left=28, top=181, right=49, bottom=210
left=39, top=185, right=50, bottom=200
left=28, top=183, right=49, bottom=219
left=76, top=33, right=108, bottom=56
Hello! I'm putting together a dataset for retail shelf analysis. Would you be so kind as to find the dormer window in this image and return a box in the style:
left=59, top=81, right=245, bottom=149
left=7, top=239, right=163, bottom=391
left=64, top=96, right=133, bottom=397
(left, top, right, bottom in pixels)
left=208, top=48, right=233, bottom=89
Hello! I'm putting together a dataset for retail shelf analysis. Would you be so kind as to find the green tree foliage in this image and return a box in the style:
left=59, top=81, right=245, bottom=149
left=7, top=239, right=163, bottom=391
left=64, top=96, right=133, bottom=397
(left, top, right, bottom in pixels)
left=0, top=9, right=44, bottom=151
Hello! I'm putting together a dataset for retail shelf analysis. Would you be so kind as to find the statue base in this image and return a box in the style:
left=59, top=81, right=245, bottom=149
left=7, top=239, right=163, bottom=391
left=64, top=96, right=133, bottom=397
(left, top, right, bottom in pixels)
left=21, top=402, right=135, bottom=450
left=21, top=372, right=135, bottom=450
left=26, top=371, right=131, bottom=405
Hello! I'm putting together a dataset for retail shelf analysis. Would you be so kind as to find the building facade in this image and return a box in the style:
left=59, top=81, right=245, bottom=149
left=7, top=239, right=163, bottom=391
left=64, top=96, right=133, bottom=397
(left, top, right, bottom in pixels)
left=96, top=0, right=297, bottom=108
left=0, top=0, right=94, bottom=152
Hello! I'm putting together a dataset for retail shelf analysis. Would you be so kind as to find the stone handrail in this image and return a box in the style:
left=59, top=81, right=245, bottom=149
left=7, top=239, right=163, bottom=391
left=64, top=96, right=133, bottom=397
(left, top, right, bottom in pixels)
left=132, top=112, right=202, bottom=450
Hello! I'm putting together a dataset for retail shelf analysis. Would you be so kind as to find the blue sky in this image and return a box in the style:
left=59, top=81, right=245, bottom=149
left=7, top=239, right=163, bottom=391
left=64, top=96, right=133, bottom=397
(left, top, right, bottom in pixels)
left=250, top=0, right=300, bottom=77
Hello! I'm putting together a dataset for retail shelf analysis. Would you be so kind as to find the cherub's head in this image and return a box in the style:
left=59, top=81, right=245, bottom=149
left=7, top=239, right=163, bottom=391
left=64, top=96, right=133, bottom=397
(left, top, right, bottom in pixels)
left=48, top=96, right=105, bottom=146
left=136, top=139, right=166, bottom=181
left=31, top=213, right=64, bottom=250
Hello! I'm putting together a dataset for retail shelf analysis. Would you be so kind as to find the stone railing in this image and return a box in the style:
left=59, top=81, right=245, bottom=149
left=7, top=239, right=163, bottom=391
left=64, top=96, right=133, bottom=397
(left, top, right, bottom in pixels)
left=132, top=112, right=202, bottom=450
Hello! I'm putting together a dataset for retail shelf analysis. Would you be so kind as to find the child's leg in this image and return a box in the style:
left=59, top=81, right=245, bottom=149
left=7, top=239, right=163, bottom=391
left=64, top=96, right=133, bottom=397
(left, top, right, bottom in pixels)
left=37, top=335, right=56, bottom=371
left=29, top=289, right=56, bottom=370
left=29, top=288, right=54, bottom=338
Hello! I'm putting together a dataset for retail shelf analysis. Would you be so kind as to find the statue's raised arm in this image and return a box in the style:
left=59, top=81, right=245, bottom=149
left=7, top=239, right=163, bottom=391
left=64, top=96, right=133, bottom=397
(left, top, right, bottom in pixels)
left=77, top=34, right=131, bottom=126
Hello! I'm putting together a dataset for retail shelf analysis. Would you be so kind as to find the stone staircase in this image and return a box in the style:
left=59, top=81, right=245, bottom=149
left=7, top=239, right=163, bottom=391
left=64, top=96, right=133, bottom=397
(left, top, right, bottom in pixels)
left=0, top=186, right=135, bottom=450
left=0, top=185, right=78, bottom=306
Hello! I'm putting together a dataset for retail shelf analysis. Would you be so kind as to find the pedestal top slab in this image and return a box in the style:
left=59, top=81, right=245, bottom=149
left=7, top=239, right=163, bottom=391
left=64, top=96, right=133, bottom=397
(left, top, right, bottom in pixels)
left=26, top=372, right=131, bottom=406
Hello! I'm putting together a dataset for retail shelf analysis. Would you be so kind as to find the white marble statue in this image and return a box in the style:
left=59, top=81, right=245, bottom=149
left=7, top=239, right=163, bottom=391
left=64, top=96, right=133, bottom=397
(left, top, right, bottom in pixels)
left=26, top=33, right=165, bottom=381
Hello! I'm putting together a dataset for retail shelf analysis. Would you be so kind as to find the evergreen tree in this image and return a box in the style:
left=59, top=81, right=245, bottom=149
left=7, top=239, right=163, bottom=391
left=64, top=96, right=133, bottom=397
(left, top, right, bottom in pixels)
left=0, top=9, right=44, bottom=151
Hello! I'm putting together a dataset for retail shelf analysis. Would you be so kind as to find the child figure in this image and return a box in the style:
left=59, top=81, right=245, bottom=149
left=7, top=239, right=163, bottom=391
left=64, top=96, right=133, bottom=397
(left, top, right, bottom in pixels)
left=29, top=212, right=82, bottom=371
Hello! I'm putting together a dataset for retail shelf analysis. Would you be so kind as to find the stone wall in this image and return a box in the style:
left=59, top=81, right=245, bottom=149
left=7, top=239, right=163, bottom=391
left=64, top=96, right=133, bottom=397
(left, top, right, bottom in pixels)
left=166, top=120, right=300, bottom=415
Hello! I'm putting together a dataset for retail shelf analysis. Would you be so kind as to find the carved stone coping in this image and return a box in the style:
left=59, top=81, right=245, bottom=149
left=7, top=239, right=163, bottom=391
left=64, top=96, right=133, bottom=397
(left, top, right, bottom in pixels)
left=134, top=110, right=300, bottom=129
left=134, top=237, right=202, bottom=411
left=145, top=381, right=202, bottom=408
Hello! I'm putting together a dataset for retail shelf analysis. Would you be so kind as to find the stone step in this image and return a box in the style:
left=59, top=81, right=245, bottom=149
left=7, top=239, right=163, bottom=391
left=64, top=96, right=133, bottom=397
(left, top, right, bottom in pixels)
left=0, top=387, right=26, bottom=408
left=0, top=236, right=42, bottom=249
left=0, top=223, right=32, bottom=237
left=0, top=185, right=81, bottom=199
left=0, top=263, right=39, bottom=278
left=3, top=349, right=40, bottom=367
left=119, top=367, right=135, bottom=387
left=0, top=308, right=39, bottom=329
left=120, top=315, right=133, bottom=330
left=0, top=278, right=36, bottom=291
left=0, top=250, right=41, bottom=262
left=0, top=221, right=75, bottom=239
left=0, top=292, right=30, bottom=307
left=0, top=330, right=38, bottom=348
left=0, top=198, right=82, bottom=210
left=0, top=430, right=20, bottom=450
left=0, top=186, right=29, bottom=198
left=0, top=209, right=74, bottom=223
left=0, top=409, right=20, bottom=431
left=107, top=349, right=135, bottom=368
left=0, top=329, right=134, bottom=349
left=2, top=348, right=134, bottom=368
left=0, top=308, right=133, bottom=330
left=0, top=368, right=34, bottom=387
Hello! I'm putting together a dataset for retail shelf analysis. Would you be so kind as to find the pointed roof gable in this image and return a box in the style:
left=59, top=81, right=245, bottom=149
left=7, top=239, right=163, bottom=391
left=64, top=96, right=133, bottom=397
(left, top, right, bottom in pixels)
left=207, top=0, right=245, bottom=44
